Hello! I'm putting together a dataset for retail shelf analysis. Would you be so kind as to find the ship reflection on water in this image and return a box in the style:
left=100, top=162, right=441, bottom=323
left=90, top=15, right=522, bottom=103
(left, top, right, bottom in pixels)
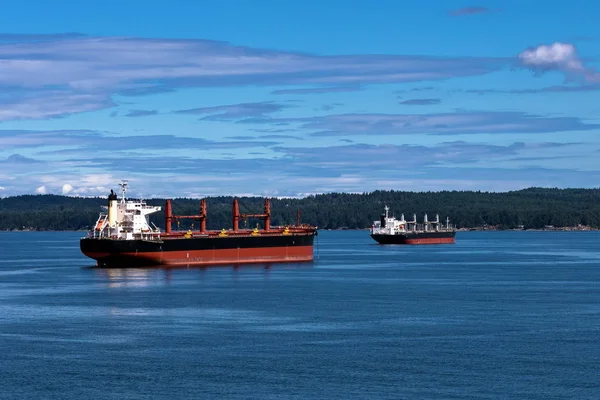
left=92, top=262, right=314, bottom=288
left=97, top=268, right=156, bottom=289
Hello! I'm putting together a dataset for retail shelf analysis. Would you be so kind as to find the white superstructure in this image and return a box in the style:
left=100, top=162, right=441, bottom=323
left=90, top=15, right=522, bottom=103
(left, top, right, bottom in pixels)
left=371, top=205, right=450, bottom=235
left=91, top=181, right=162, bottom=240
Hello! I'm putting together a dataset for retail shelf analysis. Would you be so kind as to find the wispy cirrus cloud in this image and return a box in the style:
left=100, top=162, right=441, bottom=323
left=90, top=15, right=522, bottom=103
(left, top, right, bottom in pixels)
left=250, top=111, right=600, bottom=137
left=0, top=90, right=115, bottom=121
left=249, top=128, right=299, bottom=134
left=569, top=36, right=595, bottom=42
left=0, top=32, right=86, bottom=41
left=271, top=86, right=363, bottom=95
left=171, top=107, right=599, bottom=136
left=0, top=129, right=101, bottom=150
left=0, top=154, right=44, bottom=164
left=124, top=110, right=158, bottom=117
left=505, top=155, right=579, bottom=162
left=258, top=134, right=302, bottom=140
left=98, top=142, right=580, bottom=180
left=174, top=101, right=289, bottom=121
left=228, top=134, right=302, bottom=141
left=395, top=86, right=435, bottom=93
left=56, top=141, right=575, bottom=178
left=449, top=6, right=491, bottom=16
left=318, top=103, right=344, bottom=112
left=0, top=129, right=279, bottom=153
left=518, top=42, right=600, bottom=83
left=4, top=35, right=498, bottom=89
left=0, top=34, right=508, bottom=121
left=463, top=85, right=600, bottom=95
left=398, top=98, right=441, bottom=105
left=272, top=141, right=573, bottom=170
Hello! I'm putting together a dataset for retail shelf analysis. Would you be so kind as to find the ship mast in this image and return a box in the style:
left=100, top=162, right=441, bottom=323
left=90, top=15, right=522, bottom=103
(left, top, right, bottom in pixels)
left=118, top=180, right=129, bottom=203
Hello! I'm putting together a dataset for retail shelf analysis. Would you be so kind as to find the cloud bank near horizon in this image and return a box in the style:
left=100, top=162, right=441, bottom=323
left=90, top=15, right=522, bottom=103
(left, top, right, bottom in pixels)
left=0, top=131, right=595, bottom=198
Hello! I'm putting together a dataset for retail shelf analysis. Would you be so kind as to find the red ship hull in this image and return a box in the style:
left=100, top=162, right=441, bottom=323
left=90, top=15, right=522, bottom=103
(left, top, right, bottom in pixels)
left=83, top=245, right=315, bottom=267
left=403, top=237, right=455, bottom=245
left=81, top=230, right=316, bottom=268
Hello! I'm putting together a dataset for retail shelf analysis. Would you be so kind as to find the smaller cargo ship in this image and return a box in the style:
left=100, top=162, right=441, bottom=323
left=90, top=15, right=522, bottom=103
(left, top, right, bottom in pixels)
left=370, top=205, right=456, bottom=245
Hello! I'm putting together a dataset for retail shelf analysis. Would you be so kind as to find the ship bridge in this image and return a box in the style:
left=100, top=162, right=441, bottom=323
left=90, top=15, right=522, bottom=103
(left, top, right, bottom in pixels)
left=91, top=181, right=162, bottom=240
left=371, top=206, right=450, bottom=235
left=371, top=205, right=408, bottom=235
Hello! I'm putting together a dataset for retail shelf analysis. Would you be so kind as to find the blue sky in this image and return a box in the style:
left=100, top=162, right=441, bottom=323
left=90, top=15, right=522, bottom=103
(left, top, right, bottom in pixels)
left=0, top=0, right=599, bottom=198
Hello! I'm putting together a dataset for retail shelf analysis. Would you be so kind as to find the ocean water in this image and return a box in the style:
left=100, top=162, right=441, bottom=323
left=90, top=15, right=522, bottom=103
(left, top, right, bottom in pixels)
left=1, top=230, right=599, bottom=399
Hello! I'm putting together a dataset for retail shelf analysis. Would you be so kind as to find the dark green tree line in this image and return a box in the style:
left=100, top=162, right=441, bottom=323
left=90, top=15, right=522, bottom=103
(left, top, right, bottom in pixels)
left=1, top=188, right=599, bottom=231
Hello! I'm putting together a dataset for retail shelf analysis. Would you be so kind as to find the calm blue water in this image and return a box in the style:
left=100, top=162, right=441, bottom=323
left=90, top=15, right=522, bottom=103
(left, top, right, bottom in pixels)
left=1, top=230, right=599, bottom=399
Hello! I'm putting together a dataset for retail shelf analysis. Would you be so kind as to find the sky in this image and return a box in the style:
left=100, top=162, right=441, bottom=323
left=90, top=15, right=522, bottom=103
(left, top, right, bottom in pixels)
left=0, top=0, right=599, bottom=198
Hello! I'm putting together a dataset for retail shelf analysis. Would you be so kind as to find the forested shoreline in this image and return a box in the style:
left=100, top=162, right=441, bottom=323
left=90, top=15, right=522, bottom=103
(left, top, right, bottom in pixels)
left=1, top=187, right=599, bottom=231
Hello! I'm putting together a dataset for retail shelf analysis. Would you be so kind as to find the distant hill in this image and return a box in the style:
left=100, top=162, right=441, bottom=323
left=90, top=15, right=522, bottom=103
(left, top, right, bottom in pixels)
left=1, top=188, right=599, bottom=231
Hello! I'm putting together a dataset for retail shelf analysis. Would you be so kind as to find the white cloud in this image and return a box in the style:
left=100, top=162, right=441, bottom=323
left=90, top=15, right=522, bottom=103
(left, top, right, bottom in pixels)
left=27, top=175, right=115, bottom=196
left=518, top=42, right=600, bottom=83
left=61, top=183, right=73, bottom=195
left=519, top=43, right=582, bottom=70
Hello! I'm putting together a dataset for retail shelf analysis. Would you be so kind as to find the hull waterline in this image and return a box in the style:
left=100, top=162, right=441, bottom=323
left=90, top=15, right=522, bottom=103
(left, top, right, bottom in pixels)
left=371, top=231, right=456, bottom=245
left=81, top=233, right=316, bottom=268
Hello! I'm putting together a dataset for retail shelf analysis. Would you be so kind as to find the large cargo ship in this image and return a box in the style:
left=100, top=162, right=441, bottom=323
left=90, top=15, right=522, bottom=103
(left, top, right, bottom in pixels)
left=80, top=181, right=318, bottom=267
left=370, top=205, right=456, bottom=245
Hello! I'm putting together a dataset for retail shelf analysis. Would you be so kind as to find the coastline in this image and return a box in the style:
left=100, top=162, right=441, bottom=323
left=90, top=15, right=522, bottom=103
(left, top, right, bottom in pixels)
left=317, top=226, right=599, bottom=232
left=3, top=225, right=599, bottom=233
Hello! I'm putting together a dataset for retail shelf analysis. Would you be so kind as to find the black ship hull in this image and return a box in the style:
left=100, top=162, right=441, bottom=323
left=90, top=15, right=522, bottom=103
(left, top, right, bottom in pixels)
left=371, top=231, right=456, bottom=245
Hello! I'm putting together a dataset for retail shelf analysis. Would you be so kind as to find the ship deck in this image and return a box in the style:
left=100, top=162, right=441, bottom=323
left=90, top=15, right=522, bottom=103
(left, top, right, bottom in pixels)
left=161, top=227, right=316, bottom=239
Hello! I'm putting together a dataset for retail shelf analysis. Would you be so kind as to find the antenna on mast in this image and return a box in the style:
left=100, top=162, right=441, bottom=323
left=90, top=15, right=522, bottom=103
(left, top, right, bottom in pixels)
left=118, top=180, right=129, bottom=202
